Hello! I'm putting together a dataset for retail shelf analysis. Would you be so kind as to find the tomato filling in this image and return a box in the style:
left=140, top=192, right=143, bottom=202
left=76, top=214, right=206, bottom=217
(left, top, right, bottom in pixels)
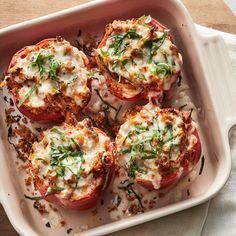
left=29, top=119, right=115, bottom=210
left=4, top=37, right=91, bottom=122
left=96, top=15, right=182, bottom=101
left=116, top=104, right=201, bottom=190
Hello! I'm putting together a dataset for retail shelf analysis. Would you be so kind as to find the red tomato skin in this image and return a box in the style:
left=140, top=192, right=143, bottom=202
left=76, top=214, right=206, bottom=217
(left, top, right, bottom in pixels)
left=36, top=180, right=102, bottom=210
left=32, top=127, right=116, bottom=211
left=96, top=17, right=174, bottom=101
left=12, top=93, right=64, bottom=124
left=8, top=38, right=90, bottom=123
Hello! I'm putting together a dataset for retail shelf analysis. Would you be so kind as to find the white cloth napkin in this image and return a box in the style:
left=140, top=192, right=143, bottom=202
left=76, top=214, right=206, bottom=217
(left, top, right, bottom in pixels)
left=110, top=25, right=236, bottom=236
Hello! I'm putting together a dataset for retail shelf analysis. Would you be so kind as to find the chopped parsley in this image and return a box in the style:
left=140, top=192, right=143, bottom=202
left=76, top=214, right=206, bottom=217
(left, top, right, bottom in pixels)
left=118, top=181, right=143, bottom=208
left=50, top=139, right=84, bottom=164
left=18, top=52, right=60, bottom=107
left=31, top=53, right=60, bottom=81
left=152, top=62, right=172, bottom=78
left=52, top=186, right=65, bottom=192
left=87, top=68, right=101, bottom=78
left=179, top=104, right=187, bottom=111
left=120, top=118, right=179, bottom=178
left=121, top=59, right=128, bottom=67
left=136, top=73, right=146, bottom=81
left=198, top=155, right=205, bottom=175
left=144, top=15, right=152, bottom=24
left=128, top=157, right=146, bottom=178
left=101, top=50, right=110, bottom=57
left=24, top=194, right=43, bottom=201
left=115, top=195, right=122, bottom=207
left=50, top=128, right=64, bottom=139
left=47, top=61, right=60, bottom=81
left=145, top=32, right=167, bottom=63
left=137, top=15, right=154, bottom=29
left=31, top=53, right=53, bottom=76
left=49, top=137, right=85, bottom=189
left=109, top=28, right=142, bottom=56
left=103, top=106, right=116, bottom=138
left=101, top=166, right=110, bottom=191
left=94, top=89, right=119, bottom=111
left=18, top=83, right=40, bottom=107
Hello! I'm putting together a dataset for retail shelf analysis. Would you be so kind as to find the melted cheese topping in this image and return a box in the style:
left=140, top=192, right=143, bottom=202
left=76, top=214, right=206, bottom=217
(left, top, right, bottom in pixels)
left=116, top=103, right=197, bottom=189
left=97, top=16, right=182, bottom=90
left=109, top=167, right=159, bottom=219
left=30, top=120, right=110, bottom=200
left=8, top=38, right=90, bottom=108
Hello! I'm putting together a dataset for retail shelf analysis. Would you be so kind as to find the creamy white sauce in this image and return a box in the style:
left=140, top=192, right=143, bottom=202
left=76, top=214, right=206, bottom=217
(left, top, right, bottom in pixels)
left=109, top=167, right=159, bottom=220
left=85, top=69, right=134, bottom=121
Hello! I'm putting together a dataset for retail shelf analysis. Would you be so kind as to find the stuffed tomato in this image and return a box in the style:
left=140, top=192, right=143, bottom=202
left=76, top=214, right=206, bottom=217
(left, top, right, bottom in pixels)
left=3, top=37, right=91, bottom=123
left=95, top=15, right=182, bottom=101
left=115, top=104, right=201, bottom=190
left=29, top=119, right=115, bottom=210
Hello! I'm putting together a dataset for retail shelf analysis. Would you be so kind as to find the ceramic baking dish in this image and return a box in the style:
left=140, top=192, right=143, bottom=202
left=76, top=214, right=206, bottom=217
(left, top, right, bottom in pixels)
left=0, top=0, right=236, bottom=235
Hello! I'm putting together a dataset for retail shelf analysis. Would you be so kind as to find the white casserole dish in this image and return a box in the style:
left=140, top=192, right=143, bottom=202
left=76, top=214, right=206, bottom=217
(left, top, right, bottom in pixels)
left=0, top=0, right=236, bottom=235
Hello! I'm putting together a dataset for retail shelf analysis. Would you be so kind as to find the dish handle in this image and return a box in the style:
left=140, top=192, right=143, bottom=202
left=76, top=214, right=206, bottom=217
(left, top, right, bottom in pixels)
left=198, top=34, right=236, bottom=132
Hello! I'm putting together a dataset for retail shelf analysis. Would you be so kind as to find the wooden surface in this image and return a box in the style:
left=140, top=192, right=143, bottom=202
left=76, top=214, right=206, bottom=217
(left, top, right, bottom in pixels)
left=0, top=0, right=235, bottom=235
left=0, top=0, right=235, bottom=34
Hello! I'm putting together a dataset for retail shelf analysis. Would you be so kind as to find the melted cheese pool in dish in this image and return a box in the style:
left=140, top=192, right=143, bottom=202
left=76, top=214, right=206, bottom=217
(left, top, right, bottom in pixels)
left=29, top=119, right=115, bottom=210
left=4, top=37, right=91, bottom=121
left=115, top=104, right=201, bottom=190
left=96, top=15, right=183, bottom=100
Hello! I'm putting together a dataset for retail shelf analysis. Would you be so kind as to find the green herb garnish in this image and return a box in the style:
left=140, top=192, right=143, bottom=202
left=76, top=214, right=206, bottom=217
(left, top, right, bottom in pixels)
left=199, top=155, right=205, bottom=175
left=115, top=195, right=122, bottom=207
left=102, top=167, right=110, bottom=191
left=179, top=104, right=187, bottom=111
left=137, top=15, right=154, bottom=29
left=94, top=89, right=119, bottom=111
left=109, top=28, right=141, bottom=55
left=101, top=50, right=110, bottom=57
left=31, top=53, right=53, bottom=75
left=177, top=75, right=182, bottom=86
left=128, top=158, right=146, bottom=178
left=87, top=69, right=101, bottom=78
left=18, top=52, right=60, bottom=107
left=50, top=139, right=84, bottom=164
left=114, top=105, right=122, bottom=121
left=121, top=120, right=179, bottom=178
left=50, top=128, right=64, bottom=139
left=49, top=138, right=84, bottom=189
left=145, top=32, right=167, bottom=62
left=136, top=73, right=146, bottom=81
left=24, top=194, right=43, bottom=201
left=31, top=53, right=60, bottom=81
left=121, top=59, right=128, bottom=67
left=52, top=186, right=65, bottom=192
left=144, top=15, right=152, bottom=24
left=103, top=106, right=116, bottom=138
left=118, top=181, right=143, bottom=208
left=48, top=61, right=60, bottom=81
left=18, top=83, right=39, bottom=107
left=81, top=111, right=97, bottom=127
left=152, top=62, right=172, bottom=78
